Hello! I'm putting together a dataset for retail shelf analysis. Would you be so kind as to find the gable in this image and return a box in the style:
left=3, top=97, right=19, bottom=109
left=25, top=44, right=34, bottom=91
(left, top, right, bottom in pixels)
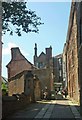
left=6, top=47, right=33, bottom=68
left=38, top=52, right=46, bottom=62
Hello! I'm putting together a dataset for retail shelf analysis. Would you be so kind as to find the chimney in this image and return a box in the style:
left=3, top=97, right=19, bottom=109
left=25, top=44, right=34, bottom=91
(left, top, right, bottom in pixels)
left=34, top=43, right=38, bottom=66
left=46, top=46, right=52, bottom=61
left=34, top=43, right=37, bottom=57
left=11, top=47, right=20, bottom=60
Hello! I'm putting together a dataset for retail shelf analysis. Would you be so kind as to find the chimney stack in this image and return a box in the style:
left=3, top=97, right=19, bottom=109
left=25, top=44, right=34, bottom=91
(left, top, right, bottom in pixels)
left=34, top=43, right=37, bottom=57
left=34, top=43, right=38, bottom=66
left=46, top=46, right=52, bottom=61
left=11, top=47, right=20, bottom=60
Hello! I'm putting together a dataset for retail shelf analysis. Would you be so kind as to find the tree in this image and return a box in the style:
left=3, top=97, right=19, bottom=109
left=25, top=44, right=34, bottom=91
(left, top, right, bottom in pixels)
left=2, top=2, right=43, bottom=36
left=1, top=82, right=8, bottom=96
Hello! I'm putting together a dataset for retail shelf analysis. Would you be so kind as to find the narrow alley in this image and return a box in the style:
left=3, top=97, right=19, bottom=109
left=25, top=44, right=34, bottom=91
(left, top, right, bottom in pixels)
left=1, top=1, right=82, bottom=120
left=5, top=99, right=82, bottom=120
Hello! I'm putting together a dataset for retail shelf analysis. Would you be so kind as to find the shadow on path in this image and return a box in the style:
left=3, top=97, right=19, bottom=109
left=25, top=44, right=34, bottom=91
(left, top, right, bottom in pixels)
left=3, top=99, right=81, bottom=120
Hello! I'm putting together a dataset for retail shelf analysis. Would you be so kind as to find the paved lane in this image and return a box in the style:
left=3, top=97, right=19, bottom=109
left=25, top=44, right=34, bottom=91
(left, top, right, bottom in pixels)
left=5, top=100, right=82, bottom=120
left=51, top=100, right=74, bottom=118
left=35, top=100, right=55, bottom=119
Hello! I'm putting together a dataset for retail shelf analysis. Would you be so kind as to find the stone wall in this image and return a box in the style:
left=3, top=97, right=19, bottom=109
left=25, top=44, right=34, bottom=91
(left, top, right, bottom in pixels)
left=33, top=68, right=53, bottom=99
left=8, top=72, right=25, bottom=96
left=76, top=2, right=82, bottom=115
left=34, top=78, right=41, bottom=101
left=66, top=2, right=80, bottom=103
left=3, top=70, right=41, bottom=119
left=8, top=70, right=41, bottom=101
left=2, top=94, right=31, bottom=119
left=33, top=44, right=54, bottom=99
left=79, top=46, right=82, bottom=115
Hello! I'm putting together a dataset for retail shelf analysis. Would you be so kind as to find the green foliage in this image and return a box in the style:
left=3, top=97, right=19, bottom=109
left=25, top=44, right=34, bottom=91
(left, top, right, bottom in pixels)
left=2, top=2, right=44, bottom=36
left=1, top=82, right=8, bottom=91
left=1, top=82, right=8, bottom=96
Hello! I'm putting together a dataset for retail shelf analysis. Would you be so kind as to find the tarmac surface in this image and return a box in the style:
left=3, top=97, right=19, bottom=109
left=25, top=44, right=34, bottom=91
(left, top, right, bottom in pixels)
left=6, top=99, right=82, bottom=120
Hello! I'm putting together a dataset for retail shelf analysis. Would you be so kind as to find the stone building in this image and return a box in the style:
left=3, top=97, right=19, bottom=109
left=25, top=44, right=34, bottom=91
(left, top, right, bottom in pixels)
left=8, top=70, right=41, bottom=101
left=34, top=43, right=52, bottom=69
left=33, top=44, right=54, bottom=99
left=53, top=54, right=63, bottom=92
left=65, top=2, right=80, bottom=103
left=62, top=43, right=67, bottom=89
left=6, top=47, right=35, bottom=79
left=75, top=1, right=82, bottom=115
left=6, top=47, right=41, bottom=101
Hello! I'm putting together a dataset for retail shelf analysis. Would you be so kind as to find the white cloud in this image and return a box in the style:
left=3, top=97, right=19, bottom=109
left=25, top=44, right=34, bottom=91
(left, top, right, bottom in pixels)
left=2, top=42, right=29, bottom=57
left=2, top=42, right=17, bottom=55
left=21, top=49, right=29, bottom=57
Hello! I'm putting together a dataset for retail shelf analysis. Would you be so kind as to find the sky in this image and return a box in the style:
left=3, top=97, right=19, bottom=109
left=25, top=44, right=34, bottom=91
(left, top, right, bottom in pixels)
left=2, top=2, right=71, bottom=78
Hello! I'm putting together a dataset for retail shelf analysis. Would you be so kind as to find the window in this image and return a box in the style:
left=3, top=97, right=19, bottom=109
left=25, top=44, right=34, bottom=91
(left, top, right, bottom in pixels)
left=38, top=62, right=45, bottom=68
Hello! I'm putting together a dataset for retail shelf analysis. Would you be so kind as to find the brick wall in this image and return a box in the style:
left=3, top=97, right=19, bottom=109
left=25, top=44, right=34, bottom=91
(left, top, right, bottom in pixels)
left=6, top=48, right=33, bottom=79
